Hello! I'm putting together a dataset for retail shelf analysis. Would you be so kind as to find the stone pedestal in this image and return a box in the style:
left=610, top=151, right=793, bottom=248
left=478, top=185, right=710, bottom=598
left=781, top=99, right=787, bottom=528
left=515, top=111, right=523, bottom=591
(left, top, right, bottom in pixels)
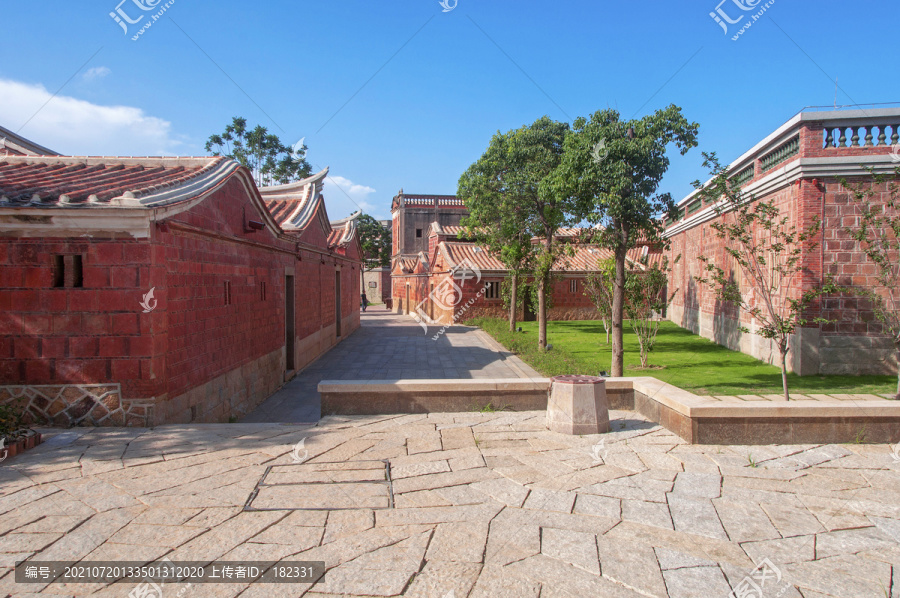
left=547, top=375, right=609, bottom=435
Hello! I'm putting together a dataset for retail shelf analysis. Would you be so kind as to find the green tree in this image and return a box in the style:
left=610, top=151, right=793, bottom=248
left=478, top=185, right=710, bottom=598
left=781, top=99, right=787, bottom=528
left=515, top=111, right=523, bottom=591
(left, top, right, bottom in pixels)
left=356, top=214, right=391, bottom=270
left=693, top=153, right=834, bottom=401
left=547, top=106, right=698, bottom=375
left=625, top=255, right=679, bottom=368
left=583, top=258, right=615, bottom=345
left=511, top=117, right=572, bottom=349
left=355, top=213, right=391, bottom=304
left=206, top=117, right=311, bottom=187
left=458, top=129, right=535, bottom=333
left=842, top=167, right=900, bottom=399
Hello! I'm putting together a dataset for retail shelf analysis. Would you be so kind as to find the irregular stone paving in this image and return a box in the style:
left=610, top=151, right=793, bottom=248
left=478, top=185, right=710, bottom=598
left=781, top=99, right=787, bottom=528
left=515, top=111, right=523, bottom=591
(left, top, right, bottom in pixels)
left=1, top=412, right=899, bottom=597
left=244, top=312, right=539, bottom=423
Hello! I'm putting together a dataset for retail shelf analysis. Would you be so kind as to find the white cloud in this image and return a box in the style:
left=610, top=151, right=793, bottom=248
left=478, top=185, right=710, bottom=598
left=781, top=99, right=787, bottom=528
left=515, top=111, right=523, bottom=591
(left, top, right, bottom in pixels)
left=82, top=66, right=111, bottom=82
left=323, top=174, right=382, bottom=220
left=0, top=78, right=184, bottom=156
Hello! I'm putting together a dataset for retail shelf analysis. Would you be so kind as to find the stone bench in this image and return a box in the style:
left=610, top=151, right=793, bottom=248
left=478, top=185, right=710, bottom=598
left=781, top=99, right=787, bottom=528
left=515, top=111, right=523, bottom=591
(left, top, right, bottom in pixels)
left=318, top=379, right=551, bottom=415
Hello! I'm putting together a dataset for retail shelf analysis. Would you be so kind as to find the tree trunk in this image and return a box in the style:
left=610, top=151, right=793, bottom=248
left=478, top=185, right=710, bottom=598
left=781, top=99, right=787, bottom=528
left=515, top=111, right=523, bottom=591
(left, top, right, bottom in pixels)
left=538, top=236, right=552, bottom=351
left=896, top=346, right=900, bottom=400
left=509, top=272, right=518, bottom=333
left=538, top=274, right=548, bottom=350
left=781, top=349, right=790, bottom=401
left=611, top=245, right=627, bottom=377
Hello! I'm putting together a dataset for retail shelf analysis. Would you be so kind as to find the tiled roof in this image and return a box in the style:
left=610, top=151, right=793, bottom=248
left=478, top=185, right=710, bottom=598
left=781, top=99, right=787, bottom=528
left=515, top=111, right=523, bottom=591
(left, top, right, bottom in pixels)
left=328, top=217, right=358, bottom=248
left=0, top=156, right=235, bottom=207
left=259, top=168, right=329, bottom=231
left=555, top=246, right=617, bottom=271
left=440, top=225, right=466, bottom=236
left=327, top=228, right=343, bottom=246
left=394, top=255, right=423, bottom=274
left=439, top=241, right=667, bottom=273
left=439, top=243, right=505, bottom=272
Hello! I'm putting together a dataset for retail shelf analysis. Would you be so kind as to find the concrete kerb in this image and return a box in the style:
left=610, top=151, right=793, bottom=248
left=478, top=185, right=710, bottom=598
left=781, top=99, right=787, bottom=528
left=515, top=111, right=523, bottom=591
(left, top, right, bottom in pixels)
left=319, top=376, right=900, bottom=444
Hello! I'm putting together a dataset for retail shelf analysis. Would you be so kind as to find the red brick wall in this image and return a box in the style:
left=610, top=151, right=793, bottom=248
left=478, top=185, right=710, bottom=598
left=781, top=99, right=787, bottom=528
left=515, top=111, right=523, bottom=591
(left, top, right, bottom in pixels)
left=820, top=177, right=897, bottom=337
left=668, top=182, right=806, bottom=341
left=158, top=177, right=297, bottom=405
left=1, top=176, right=363, bottom=424
left=665, top=129, right=899, bottom=374
left=0, top=237, right=157, bottom=399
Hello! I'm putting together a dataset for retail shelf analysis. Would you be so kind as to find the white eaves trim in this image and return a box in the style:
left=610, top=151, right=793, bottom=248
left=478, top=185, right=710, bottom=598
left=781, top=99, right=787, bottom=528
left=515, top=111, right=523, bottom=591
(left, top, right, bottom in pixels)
left=677, top=107, right=900, bottom=209
left=665, top=154, right=898, bottom=238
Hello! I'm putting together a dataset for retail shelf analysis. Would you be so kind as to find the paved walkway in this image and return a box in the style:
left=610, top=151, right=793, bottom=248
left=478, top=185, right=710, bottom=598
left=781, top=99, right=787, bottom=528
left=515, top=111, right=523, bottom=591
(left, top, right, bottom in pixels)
left=243, top=311, right=540, bottom=423
left=2, top=414, right=899, bottom=597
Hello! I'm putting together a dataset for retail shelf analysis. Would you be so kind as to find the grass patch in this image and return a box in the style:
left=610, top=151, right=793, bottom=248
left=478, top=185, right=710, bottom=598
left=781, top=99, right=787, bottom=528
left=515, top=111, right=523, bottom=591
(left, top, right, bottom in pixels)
left=471, top=317, right=896, bottom=397
left=472, top=402, right=511, bottom=413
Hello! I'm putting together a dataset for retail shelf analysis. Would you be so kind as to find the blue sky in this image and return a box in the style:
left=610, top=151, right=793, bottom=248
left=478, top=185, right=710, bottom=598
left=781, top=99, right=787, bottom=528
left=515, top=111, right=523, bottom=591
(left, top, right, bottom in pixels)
left=2, top=1, right=897, bottom=221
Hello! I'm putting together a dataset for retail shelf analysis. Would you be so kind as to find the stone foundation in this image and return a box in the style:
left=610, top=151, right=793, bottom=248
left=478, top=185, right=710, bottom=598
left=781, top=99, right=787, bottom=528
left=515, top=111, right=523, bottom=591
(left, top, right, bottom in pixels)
left=0, top=384, right=154, bottom=427
left=668, top=303, right=897, bottom=376
left=161, top=347, right=285, bottom=425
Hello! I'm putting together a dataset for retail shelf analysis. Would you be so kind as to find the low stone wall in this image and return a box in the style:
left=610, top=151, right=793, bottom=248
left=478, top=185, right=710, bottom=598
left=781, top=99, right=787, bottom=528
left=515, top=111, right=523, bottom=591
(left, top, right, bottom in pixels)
left=0, top=384, right=154, bottom=427
left=319, top=379, right=550, bottom=415
left=620, top=377, right=900, bottom=444
left=320, top=376, right=900, bottom=445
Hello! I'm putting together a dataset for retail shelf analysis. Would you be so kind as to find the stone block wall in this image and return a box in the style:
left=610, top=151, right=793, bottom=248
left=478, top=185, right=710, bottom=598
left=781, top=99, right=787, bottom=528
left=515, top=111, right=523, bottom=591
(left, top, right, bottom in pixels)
left=0, top=384, right=154, bottom=427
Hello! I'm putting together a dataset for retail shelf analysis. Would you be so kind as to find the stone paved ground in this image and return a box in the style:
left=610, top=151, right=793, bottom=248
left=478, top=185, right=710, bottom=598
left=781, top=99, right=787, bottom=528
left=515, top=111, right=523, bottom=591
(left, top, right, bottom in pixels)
left=244, top=311, right=539, bottom=423
left=2, top=412, right=900, bottom=597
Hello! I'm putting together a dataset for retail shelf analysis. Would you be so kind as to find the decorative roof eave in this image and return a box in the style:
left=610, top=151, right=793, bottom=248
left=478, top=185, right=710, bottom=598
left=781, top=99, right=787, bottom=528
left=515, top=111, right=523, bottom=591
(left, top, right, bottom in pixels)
left=0, top=155, right=235, bottom=208
left=339, top=215, right=358, bottom=245
left=0, top=125, right=60, bottom=156
left=257, top=167, right=329, bottom=196
left=128, top=158, right=241, bottom=208
left=0, top=158, right=285, bottom=239
left=264, top=168, right=330, bottom=232
left=0, top=208, right=156, bottom=239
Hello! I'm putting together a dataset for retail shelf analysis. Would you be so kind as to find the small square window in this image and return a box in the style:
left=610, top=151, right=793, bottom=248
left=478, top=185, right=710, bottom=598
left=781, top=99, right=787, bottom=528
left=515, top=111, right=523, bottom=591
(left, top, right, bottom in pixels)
left=484, top=281, right=500, bottom=300
left=52, top=254, right=83, bottom=288
left=416, top=228, right=423, bottom=238
left=570, top=279, right=578, bottom=294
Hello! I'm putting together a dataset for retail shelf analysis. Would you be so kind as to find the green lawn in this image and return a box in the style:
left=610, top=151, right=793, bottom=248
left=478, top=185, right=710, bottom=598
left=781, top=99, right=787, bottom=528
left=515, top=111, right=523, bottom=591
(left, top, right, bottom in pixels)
left=471, top=317, right=897, bottom=397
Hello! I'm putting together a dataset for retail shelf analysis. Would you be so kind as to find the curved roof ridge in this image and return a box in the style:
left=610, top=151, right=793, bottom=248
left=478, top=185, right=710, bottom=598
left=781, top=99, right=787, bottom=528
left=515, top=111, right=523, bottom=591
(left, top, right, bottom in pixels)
left=0, top=155, right=234, bottom=208
left=257, top=167, right=329, bottom=195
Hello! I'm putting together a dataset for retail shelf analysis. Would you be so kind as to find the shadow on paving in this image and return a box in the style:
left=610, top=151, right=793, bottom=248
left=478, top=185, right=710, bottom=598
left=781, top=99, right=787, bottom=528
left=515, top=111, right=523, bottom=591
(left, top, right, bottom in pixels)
left=242, top=310, right=533, bottom=423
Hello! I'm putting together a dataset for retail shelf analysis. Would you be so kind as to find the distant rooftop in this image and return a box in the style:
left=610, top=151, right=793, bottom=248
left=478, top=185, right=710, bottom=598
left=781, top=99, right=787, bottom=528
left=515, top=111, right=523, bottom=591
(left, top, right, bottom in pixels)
left=0, top=125, right=60, bottom=157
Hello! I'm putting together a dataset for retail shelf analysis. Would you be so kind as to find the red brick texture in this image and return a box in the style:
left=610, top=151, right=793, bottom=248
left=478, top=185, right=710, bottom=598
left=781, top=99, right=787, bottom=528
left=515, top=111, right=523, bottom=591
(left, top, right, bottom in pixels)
left=0, top=176, right=361, bottom=424
left=666, top=120, right=900, bottom=375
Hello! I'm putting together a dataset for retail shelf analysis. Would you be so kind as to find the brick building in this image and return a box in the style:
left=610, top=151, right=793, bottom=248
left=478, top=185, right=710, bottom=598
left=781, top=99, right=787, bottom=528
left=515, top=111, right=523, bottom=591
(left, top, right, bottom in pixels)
left=0, top=156, right=361, bottom=426
left=665, top=107, right=900, bottom=376
left=392, top=209, right=662, bottom=325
